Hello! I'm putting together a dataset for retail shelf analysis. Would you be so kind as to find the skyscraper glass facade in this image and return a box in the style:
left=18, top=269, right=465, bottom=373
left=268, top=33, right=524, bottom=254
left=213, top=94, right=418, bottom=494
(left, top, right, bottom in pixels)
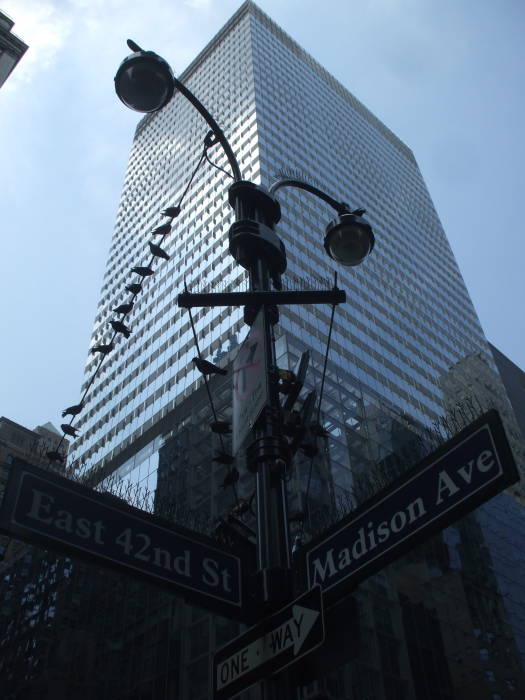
left=6, top=2, right=521, bottom=698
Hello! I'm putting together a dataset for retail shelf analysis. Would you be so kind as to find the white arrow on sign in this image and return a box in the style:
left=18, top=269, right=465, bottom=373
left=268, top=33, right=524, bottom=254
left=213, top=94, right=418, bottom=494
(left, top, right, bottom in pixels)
left=216, top=604, right=319, bottom=690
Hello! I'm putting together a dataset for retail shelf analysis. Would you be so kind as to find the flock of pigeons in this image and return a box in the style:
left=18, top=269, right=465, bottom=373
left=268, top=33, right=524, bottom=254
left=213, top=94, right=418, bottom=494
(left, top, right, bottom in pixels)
left=47, top=204, right=228, bottom=466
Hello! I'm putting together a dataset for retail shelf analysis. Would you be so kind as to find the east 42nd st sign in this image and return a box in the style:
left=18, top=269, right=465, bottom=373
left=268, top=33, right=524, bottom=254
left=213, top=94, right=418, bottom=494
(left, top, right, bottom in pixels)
left=0, top=462, right=252, bottom=622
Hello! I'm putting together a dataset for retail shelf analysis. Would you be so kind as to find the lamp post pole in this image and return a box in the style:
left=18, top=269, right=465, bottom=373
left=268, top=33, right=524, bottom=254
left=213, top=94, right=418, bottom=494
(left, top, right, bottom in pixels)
left=114, top=42, right=374, bottom=700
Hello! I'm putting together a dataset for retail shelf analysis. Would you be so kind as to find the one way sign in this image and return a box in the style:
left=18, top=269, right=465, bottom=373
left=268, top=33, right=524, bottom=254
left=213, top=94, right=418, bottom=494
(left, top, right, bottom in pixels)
left=212, top=586, right=324, bottom=699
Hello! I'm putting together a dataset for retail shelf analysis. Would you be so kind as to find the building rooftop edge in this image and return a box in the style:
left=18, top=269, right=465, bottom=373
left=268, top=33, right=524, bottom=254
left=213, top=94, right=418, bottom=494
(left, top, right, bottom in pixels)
left=134, top=1, right=415, bottom=163
left=0, top=10, right=28, bottom=51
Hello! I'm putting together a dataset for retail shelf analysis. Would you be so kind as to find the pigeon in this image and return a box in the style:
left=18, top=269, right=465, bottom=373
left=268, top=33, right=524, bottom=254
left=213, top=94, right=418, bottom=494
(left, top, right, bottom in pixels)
left=149, top=242, right=170, bottom=260
left=127, top=39, right=143, bottom=53
left=110, top=320, right=132, bottom=338
left=221, top=468, right=239, bottom=489
left=125, top=283, right=143, bottom=295
left=131, top=266, right=154, bottom=277
left=61, top=402, right=84, bottom=418
left=161, top=206, right=180, bottom=219
left=152, top=222, right=172, bottom=236
left=90, top=343, right=114, bottom=355
left=46, top=450, right=65, bottom=462
left=113, top=302, right=134, bottom=315
left=61, top=424, right=79, bottom=438
left=192, top=357, right=227, bottom=376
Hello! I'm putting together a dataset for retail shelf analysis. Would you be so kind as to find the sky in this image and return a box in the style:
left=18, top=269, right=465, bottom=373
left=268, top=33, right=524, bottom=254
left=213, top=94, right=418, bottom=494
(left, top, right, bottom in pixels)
left=1, top=0, right=524, bottom=431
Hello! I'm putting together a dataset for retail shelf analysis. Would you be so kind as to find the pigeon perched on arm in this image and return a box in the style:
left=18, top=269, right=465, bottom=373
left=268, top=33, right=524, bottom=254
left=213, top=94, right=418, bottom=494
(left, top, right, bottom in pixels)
left=110, top=320, right=132, bottom=338
left=131, top=266, right=154, bottom=277
left=125, top=283, right=142, bottom=295
left=113, top=302, right=134, bottom=315
left=61, top=424, right=79, bottom=438
left=61, top=402, right=84, bottom=418
left=90, top=342, right=114, bottom=355
left=161, top=206, right=180, bottom=219
left=148, top=242, right=170, bottom=260
left=152, top=222, right=172, bottom=236
left=192, top=357, right=227, bottom=376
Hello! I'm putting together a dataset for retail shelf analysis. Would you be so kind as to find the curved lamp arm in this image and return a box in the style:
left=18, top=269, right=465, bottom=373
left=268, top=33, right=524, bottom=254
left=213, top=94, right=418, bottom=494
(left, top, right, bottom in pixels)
left=171, top=76, right=242, bottom=182
left=118, top=41, right=242, bottom=182
left=269, top=178, right=351, bottom=215
left=269, top=177, right=373, bottom=267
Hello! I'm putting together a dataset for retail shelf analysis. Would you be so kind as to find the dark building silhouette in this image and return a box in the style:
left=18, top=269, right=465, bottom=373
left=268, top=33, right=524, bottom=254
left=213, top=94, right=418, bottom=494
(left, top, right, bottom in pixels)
left=490, top=344, right=525, bottom=440
left=0, top=10, right=27, bottom=88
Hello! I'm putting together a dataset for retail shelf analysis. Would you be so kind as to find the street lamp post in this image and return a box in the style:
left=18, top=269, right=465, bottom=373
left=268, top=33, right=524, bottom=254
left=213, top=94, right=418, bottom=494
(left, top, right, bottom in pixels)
left=115, top=41, right=374, bottom=699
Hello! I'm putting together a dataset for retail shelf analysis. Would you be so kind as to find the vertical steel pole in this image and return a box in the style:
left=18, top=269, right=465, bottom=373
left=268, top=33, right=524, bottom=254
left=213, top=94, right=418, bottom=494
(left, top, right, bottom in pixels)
left=229, top=180, right=294, bottom=699
left=247, top=260, right=294, bottom=700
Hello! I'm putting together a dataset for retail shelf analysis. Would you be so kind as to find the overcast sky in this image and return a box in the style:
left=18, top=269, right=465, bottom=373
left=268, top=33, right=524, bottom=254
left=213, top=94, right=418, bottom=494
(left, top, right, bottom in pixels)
left=1, top=0, right=524, bottom=431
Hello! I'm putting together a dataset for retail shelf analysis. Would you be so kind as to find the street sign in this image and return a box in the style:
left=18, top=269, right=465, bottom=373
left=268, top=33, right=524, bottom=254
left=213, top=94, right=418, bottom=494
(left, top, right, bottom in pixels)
left=301, top=410, right=519, bottom=605
left=212, top=585, right=324, bottom=699
left=0, top=461, right=252, bottom=622
left=232, top=309, right=267, bottom=453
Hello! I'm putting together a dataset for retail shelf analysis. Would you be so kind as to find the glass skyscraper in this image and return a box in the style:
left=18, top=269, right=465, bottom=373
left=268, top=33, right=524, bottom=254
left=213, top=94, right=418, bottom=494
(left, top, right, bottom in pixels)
left=69, top=0, right=516, bottom=483
left=19, top=1, right=520, bottom=698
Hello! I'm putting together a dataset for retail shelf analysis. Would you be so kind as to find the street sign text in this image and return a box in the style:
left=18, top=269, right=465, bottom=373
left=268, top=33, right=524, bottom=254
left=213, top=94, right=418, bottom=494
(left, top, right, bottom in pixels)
left=213, top=586, right=324, bottom=699
left=304, top=410, right=518, bottom=604
left=0, top=463, right=249, bottom=620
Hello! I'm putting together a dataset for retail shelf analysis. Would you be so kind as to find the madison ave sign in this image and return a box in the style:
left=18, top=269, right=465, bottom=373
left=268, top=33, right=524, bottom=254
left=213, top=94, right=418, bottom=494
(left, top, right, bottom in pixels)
left=301, top=409, right=519, bottom=605
left=213, top=586, right=324, bottom=700
left=0, top=462, right=252, bottom=621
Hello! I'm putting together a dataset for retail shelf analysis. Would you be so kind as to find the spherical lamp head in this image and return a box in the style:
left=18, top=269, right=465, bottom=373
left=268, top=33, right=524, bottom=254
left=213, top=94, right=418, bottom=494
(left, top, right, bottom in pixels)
left=114, top=50, right=175, bottom=113
left=324, top=212, right=375, bottom=266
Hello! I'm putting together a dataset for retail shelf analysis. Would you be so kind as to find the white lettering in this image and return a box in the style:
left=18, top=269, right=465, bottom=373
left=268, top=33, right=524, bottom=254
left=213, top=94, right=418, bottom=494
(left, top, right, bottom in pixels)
left=134, top=533, right=151, bottom=561
left=27, top=489, right=54, bottom=524
left=93, top=521, right=105, bottom=545
left=75, top=517, right=91, bottom=539
left=293, top=612, right=304, bottom=637
left=407, top=497, right=426, bottom=523
left=174, top=550, right=190, bottom=577
left=202, top=557, right=219, bottom=587
left=436, top=470, right=460, bottom=505
left=312, top=549, right=337, bottom=583
left=338, top=547, right=351, bottom=569
left=366, top=521, right=378, bottom=550
left=221, top=567, right=232, bottom=592
left=351, top=527, right=368, bottom=560
left=377, top=521, right=390, bottom=543
left=390, top=510, right=407, bottom=533
left=477, top=449, right=495, bottom=472
left=457, top=459, right=475, bottom=484
left=153, top=547, right=171, bottom=570
left=54, top=510, right=73, bottom=533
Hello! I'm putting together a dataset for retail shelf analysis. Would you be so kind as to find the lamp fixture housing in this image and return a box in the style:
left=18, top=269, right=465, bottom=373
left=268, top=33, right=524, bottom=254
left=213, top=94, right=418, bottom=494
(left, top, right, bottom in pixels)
left=114, top=50, right=175, bottom=113
left=324, top=212, right=375, bottom=267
